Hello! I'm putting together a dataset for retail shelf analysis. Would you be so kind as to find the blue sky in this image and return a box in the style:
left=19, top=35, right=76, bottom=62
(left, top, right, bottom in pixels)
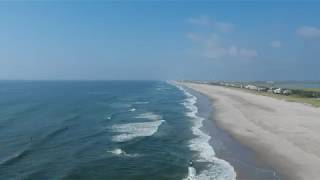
left=0, top=2, right=319, bottom=80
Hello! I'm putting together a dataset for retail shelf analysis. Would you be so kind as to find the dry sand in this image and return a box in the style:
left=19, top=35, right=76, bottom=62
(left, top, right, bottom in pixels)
left=181, top=82, right=320, bottom=180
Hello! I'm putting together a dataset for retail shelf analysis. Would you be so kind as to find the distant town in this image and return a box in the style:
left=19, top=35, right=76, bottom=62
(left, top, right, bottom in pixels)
left=182, top=80, right=320, bottom=99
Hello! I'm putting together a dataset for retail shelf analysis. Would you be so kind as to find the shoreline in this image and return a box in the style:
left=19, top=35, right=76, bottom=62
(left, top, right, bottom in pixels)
left=180, top=82, right=320, bottom=180
left=187, top=87, right=281, bottom=180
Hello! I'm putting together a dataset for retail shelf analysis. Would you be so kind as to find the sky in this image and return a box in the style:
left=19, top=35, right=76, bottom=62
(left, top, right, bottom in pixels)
left=0, top=1, right=319, bottom=81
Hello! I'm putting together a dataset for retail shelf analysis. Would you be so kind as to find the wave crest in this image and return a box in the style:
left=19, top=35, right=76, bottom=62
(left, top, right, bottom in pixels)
left=111, top=119, right=165, bottom=142
left=176, top=84, right=236, bottom=180
left=135, top=112, right=162, bottom=121
left=107, top=148, right=140, bottom=157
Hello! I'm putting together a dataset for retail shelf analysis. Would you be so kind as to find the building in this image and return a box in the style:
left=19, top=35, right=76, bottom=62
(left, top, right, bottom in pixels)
left=257, top=87, right=267, bottom=92
left=245, top=85, right=258, bottom=90
left=267, top=89, right=273, bottom=93
left=283, top=89, right=292, bottom=95
left=273, top=88, right=282, bottom=94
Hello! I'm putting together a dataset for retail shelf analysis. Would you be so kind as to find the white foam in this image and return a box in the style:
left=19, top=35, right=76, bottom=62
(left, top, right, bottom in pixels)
left=107, top=148, right=140, bottom=157
left=128, top=108, right=136, bottom=112
left=187, top=166, right=197, bottom=180
left=108, top=148, right=124, bottom=155
left=111, top=120, right=165, bottom=142
left=135, top=112, right=162, bottom=121
left=176, top=84, right=236, bottom=180
left=133, top=101, right=149, bottom=104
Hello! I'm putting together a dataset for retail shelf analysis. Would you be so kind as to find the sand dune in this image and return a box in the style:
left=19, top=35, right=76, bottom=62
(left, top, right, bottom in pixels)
left=181, top=82, right=320, bottom=180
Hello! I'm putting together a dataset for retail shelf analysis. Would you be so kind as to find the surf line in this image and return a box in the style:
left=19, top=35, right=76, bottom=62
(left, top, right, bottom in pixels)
left=172, top=83, right=237, bottom=180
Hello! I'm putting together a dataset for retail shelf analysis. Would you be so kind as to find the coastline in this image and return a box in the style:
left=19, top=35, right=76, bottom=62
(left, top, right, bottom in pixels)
left=177, top=84, right=237, bottom=180
left=185, top=87, right=280, bottom=180
left=180, top=82, right=320, bottom=180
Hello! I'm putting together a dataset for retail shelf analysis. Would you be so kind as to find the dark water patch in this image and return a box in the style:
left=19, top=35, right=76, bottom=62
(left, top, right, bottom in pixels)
left=43, top=126, right=70, bottom=141
left=79, top=130, right=108, bottom=142
left=62, top=114, right=81, bottom=123
left=0, top=149, right=31, bottom=167
left=23, top=168, right=56, bottom=180
left=62, top=155, right=187, bottom=180
left=0, top=103, right=45, bottom=127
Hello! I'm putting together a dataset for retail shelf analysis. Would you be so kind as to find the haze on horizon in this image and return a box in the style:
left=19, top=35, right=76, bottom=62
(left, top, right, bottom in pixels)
left=0, top=2, right=319, bottom=81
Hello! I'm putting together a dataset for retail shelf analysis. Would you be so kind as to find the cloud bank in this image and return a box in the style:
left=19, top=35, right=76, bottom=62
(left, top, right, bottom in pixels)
left=297, top=26, right=320, bottom=39
left=187, top=16, right=257, bottom=60
left=188, top=16, right=234, bottom=33
left=187, top=32, right=257, bottom=59
left=188, top=15, right=211, bottom=26
left=270, top=40, right=282, bottom=48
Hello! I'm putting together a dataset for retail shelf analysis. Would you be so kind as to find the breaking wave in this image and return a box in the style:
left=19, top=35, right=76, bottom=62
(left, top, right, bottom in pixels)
left=135, top=112, right=162, bottom=121
left=133, top=101, right=149, bottom=104
left=0, top=149, right=31, bottom=166
left=128, top=108, right=136, bottom=112
left=107, top=148, right=140, bottom=157
left=110, top=112, right=165, bottom=142
left=176, top=84, right=237, bottom=180
left=111, top=120, right=164, bottom=142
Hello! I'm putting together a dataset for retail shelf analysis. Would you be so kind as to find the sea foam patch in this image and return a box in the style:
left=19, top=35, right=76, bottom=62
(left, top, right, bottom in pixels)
left=110, top=112, right=165, bottom=142
left=111, top=120, right=165, bottom=142
left=133, top=101, right=149, bottom=104
left=107, top=148, right=140, bottom=157
left=135, top=112, right=162, bottom=121
left=128, top=108, right=136, bottom=112
left=176, top=84, right=237, bottom=180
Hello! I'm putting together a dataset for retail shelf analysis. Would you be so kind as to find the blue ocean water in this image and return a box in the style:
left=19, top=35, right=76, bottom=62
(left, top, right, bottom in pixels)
left=0, top=81, right=235, bottom=180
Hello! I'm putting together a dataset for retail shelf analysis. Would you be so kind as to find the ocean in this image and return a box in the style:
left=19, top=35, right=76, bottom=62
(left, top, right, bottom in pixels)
left=0, top=81, right=278, bottom=180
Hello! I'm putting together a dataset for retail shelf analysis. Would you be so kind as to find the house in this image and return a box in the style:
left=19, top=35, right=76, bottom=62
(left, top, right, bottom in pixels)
left=273, top=88, right=282, bottom=94
left=283, top=89, right=292, bottom=95
left=257, top=87, right=267, bottom=92
left=245, top=85, right=258, bottom=90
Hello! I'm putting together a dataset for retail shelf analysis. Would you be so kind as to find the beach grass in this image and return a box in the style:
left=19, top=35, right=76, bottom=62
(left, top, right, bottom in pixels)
left=226, top=87, right=320, bottom=107
left=258, top=93, right=320, bottom=107
left=302, top=88, right=320, bottom=92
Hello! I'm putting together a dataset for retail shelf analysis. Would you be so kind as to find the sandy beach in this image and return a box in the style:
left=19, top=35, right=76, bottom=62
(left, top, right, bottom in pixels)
left=181, top=82, right=320, bottom=180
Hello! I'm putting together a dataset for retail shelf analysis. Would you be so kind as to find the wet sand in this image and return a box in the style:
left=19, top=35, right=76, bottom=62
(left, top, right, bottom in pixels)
left=190, top=89, right=280, bottom=180
left=181, top=82, right=320, bottom=180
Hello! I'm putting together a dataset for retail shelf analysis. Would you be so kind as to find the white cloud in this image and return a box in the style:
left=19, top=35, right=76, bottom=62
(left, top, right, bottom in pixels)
left=188, top=16, right=234, bottom=33
left=238, top=48, right=258, bottom=58
left=187, top=16, right=256, bottom=60
left=296, top=26, right=320, bottom=39
left=270, top=40, right=282, bottom=48
left=214, top=22, right=234, bottom=33
left=228, top=46, right=238, bottom=56
left=186, top=32, right=202, bottom=42
left=187, top=32, right=258, bottom=60
left=188, top=16, right=210, bottom=26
